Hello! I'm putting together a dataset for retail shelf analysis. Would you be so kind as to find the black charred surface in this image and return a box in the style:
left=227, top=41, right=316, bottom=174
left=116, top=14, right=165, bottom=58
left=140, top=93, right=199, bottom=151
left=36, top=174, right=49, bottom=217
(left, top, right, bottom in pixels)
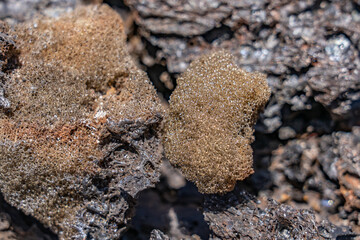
left=73, top=116, right=163, bottom=239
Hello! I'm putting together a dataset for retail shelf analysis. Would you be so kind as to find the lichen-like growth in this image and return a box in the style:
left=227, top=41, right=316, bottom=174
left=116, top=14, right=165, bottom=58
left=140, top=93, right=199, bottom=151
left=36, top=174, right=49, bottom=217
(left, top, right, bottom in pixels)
left=0, top=4, right=163, bottom=239
left=163, top=51, right=270, bottom=194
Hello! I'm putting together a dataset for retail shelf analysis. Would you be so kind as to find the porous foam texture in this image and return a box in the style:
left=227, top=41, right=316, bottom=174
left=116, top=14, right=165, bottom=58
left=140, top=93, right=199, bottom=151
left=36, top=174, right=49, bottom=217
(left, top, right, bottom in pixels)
left=163, top=51, right=270, bottom=194
left=0, top=5, right=164, bottom=239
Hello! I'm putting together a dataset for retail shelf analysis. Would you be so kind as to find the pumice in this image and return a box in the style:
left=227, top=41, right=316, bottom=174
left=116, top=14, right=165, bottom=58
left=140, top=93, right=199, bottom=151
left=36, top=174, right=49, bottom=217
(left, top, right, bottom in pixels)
left=163, top=51, right=271, bottom=194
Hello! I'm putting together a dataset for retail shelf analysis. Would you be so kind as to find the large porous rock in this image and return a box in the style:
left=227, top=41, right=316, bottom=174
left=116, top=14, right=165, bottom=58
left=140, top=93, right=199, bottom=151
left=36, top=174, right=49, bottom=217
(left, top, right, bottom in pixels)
left=0, top=4, right=164, bottom=239
left=204, top=190, right=355, bottom=240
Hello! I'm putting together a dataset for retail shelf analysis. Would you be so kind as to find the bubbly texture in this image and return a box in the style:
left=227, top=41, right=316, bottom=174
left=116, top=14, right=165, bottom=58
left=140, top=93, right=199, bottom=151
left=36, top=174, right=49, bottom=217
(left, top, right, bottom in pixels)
left=163, top=51, right=270, bottom=194
left=0, top=5, right=163, bottom=239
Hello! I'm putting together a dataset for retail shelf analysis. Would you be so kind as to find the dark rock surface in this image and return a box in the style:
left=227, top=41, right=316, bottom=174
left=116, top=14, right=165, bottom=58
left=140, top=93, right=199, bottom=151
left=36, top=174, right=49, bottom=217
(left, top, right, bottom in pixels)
left=267, top=127, right=360, bottom=232
left=204, top=190, right=355, bottom=240
left=76, top=116, right=163, bottom=239
left=125, top=0, right=360, bottom=131
left=123, top=179, right=208, bottom=240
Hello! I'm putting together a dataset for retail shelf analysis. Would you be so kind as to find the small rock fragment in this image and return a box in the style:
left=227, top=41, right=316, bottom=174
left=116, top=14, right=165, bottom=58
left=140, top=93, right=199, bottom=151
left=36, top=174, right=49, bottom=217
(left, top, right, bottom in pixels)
left=278, top=126, right=297, bottom=140
left=0, top=213, right=10, bottom=231
left=150, top=229, right=170, bottom=240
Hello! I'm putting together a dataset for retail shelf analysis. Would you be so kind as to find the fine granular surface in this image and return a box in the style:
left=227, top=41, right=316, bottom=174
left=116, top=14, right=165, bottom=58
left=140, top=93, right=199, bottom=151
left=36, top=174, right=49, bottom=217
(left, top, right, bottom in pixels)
left=163, top=51, right=270, bottom=194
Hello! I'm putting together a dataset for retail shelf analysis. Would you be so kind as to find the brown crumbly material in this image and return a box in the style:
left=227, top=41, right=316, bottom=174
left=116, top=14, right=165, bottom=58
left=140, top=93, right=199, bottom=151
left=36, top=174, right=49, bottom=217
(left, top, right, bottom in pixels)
left=0, top=4, right=163, bottom=239
left=163, top=51, right=270, bottom=194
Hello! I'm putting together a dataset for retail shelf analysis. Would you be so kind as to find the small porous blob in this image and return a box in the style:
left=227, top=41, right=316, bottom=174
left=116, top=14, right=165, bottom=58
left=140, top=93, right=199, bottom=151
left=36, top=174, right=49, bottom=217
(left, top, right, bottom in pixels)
left=163, top=51, right=270, bottom=194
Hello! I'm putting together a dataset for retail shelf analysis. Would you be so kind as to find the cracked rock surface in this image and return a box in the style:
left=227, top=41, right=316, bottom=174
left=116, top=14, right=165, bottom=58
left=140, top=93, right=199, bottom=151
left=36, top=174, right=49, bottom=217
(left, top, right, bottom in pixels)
left=125, top=0, right=360, bottom=131
left=204, top=190, right=355, bottom=240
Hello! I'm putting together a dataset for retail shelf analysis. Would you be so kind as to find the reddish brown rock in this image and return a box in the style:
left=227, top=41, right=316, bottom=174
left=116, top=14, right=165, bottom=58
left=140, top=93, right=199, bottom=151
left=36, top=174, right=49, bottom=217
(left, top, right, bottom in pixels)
left=0, top=4, right=164, bottom=239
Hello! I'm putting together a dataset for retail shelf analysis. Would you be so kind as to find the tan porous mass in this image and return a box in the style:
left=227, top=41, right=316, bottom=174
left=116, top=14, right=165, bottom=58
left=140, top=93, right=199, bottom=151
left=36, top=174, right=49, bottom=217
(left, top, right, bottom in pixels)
left=0, top=4, right=163, bottom=239
left=163, top=51, right=270, bottom=194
